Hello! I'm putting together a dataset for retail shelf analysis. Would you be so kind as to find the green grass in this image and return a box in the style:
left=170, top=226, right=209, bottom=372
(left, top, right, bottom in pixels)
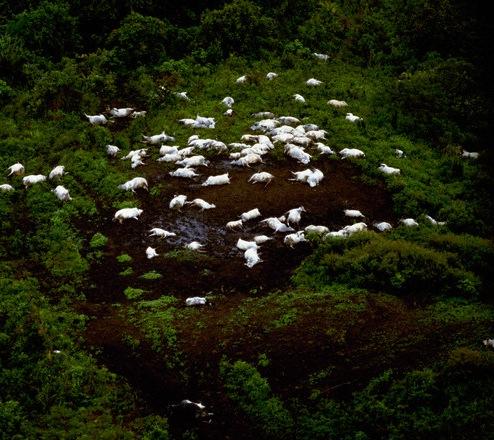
left=140, top=270, right=163, bottom=280
left=162, top=249, right=210, bottom=263
left=116, top=253, right=133, bottom=264
left=119, top=267, right=133, bottom=277
left=123, top=286, right=145, bottom=300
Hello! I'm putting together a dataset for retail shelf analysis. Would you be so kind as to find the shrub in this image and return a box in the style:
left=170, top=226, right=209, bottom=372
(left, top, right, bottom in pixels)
left=0, top=34, right=31, bottom=84
left=200, top=0, right=276, bottom=60
left=116, top=253, right=132, bottom=264
left=119, top=267, right=133, bottom=277
left=131, top=297, right=179, bottom=359
left=89, top=232, right=108, bottom=249
left=294, top=232, right=480, bottom=299
left=6, top=1, right=80, bottom=60
left=220, top=359, right=293, bottom=439
left=124, top=287, right=145, bottom=300
left=106, top=13, right=170, bottom=68
left=140, top=271, right=162, bottom=280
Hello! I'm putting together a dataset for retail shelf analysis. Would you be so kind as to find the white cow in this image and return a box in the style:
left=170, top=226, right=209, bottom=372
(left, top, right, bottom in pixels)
left=52, top=185, right=71, bottom=202
left=118, top=177, right=148, bottom=192
left=169, top=195, right=188, bottom=210
left=7, top=163, right=24, bottom=176
left=202, top=173, right=230, bottom=186
left=23, top=174, right=46, bottom=187
left=244, top=247, right=261, bottom=268
left=114, top=208, right=143, bottom=223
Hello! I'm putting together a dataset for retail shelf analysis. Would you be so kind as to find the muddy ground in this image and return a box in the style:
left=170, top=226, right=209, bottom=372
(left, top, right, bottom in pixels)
left=78, top=151, right=398, bottom=437
left=86, top=155, right=395, bottom=301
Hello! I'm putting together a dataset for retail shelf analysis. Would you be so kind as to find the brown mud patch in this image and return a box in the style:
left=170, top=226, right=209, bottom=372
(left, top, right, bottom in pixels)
left=85, top=156, right=395, bottom=302
left=78, top=153, right=399, bottom=436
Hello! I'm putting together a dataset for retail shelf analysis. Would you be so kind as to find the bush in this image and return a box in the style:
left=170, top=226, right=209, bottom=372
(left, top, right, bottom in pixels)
left=106, top=13, right=170, bottom=69
left=294, top=232, right=480, bottom=299
left=140, top=271, right=162, bottom=281
left=124, top=287, right=145, bottom=300
left=0, top=34, right=31, bottom=84
left=89, top=232, right=108, bottom=249
left=116, top=253, right=132, bottom=264
left=220, top=359, right=293, bottom=439
left=390, top=57, right=487, bottom=145
left=200, top=0, right=276, bottom=60
left=6, top=1, right=80, bottom=60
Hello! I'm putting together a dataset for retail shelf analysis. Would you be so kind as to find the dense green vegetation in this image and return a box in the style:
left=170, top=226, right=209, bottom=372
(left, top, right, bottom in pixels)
left=1, top=0, right=493, bottom=438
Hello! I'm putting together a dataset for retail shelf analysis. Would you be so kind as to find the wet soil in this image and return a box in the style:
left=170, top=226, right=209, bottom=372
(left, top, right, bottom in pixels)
left=78, top=151, right=398, bottom=437
left=86, top=156, right=395, bottom=302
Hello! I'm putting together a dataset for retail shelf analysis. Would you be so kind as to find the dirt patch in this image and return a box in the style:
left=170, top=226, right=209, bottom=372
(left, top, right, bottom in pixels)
left=78, top=152, right=397, bottom=436
left=85, top=155, right=395, bottom=303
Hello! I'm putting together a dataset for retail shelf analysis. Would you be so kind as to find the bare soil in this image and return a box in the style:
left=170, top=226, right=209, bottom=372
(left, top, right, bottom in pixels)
left=78, top=152, right=399, bottom=437
left=86, top=156, right=395, bottom=302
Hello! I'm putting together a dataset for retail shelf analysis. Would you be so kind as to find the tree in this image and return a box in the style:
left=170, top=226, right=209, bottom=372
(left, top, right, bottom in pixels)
left=6, top=1, right=80, bottom=60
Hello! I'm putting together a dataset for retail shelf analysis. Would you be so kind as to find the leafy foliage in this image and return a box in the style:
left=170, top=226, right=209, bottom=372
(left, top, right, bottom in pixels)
left=0, top=0, right=492, bottom=438
left=294, top=232, right=484, bottom=299
left=221, top=359, right=293, bottom=439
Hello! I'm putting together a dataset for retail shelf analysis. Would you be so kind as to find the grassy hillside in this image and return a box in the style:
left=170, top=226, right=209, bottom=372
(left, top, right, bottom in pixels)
left=1, top=1, right=493, bottom=439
